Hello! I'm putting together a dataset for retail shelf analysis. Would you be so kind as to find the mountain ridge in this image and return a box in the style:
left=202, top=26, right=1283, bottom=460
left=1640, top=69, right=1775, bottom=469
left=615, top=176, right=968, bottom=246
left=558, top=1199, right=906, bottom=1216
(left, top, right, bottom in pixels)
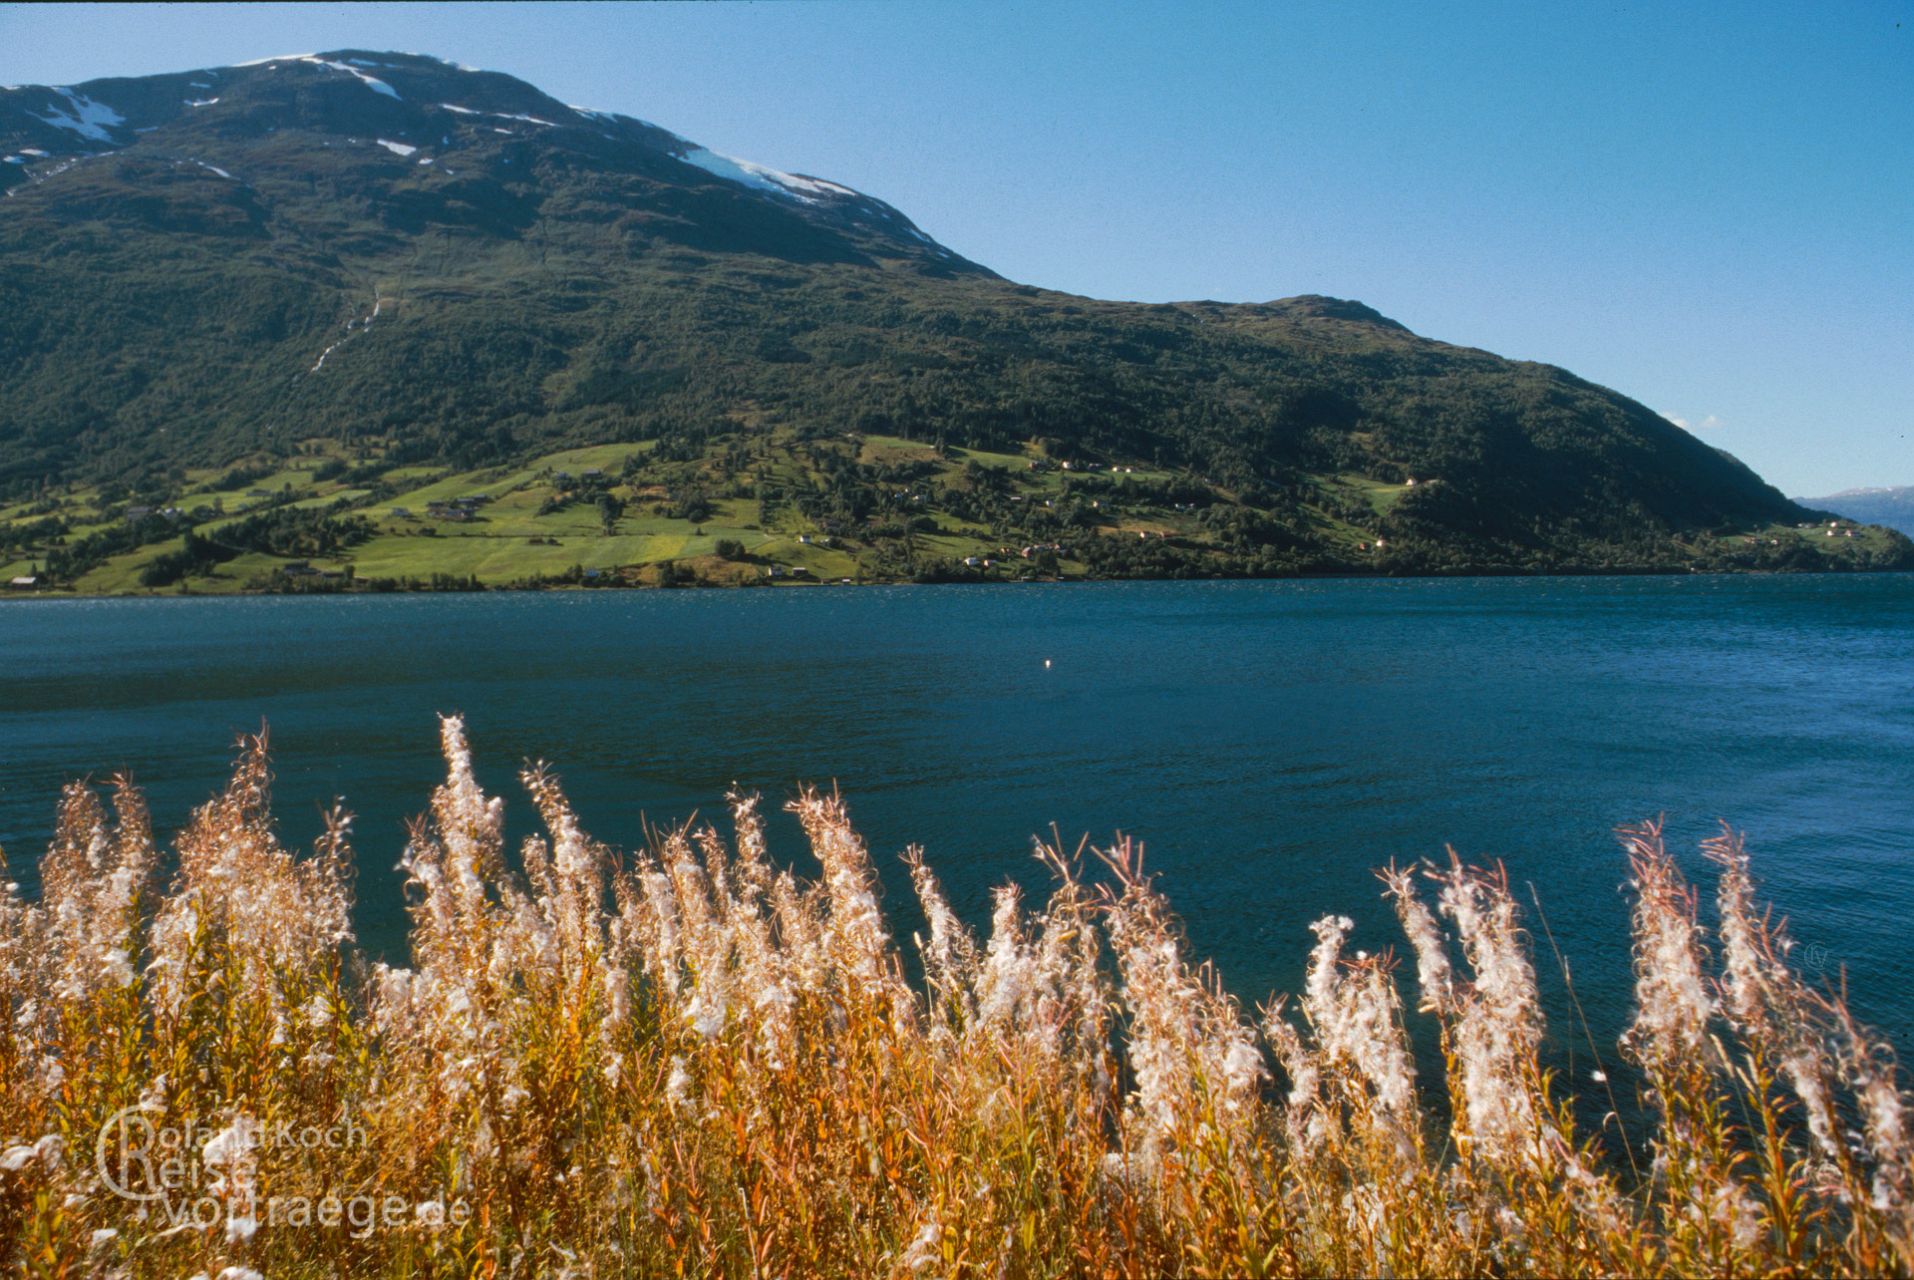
left=1798, top=485, right=1914, bottom=537
left=1, top=50, right=983, bottom=269
left=2, top=51, right=1906, bottom=591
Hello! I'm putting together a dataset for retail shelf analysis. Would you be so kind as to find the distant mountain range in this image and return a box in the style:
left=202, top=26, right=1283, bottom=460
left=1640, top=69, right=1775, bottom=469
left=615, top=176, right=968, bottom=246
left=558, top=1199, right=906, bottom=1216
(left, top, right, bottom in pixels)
left=1798, top=487, right=1914, bottom=537
left=1, top=51, right=1906, bottom=591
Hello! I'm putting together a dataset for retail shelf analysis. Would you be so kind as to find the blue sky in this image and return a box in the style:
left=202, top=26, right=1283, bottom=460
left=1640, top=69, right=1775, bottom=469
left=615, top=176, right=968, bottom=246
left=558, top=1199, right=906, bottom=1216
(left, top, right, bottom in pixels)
left=2, top=1, right=1908, bottom=494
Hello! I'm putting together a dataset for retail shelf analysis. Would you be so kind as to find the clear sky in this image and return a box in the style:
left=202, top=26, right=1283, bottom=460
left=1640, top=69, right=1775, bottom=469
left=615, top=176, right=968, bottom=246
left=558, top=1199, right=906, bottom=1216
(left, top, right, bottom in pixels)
left=2, top=1, right=1908, bottom=495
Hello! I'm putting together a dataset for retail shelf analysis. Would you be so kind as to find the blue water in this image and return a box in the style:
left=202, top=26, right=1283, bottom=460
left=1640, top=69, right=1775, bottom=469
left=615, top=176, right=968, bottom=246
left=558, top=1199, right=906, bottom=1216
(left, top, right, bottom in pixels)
left=3, top=577, right=1912, bottom=1055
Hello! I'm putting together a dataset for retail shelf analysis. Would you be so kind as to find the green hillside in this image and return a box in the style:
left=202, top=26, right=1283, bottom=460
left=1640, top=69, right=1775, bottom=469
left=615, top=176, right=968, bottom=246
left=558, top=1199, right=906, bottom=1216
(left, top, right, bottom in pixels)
left=2, top=51, right=1906, bottom=591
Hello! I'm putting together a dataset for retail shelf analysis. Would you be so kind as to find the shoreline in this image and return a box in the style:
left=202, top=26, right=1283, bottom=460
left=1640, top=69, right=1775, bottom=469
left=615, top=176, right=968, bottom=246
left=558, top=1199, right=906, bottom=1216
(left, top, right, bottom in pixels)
left=5, top=561, right=1910, bottom=603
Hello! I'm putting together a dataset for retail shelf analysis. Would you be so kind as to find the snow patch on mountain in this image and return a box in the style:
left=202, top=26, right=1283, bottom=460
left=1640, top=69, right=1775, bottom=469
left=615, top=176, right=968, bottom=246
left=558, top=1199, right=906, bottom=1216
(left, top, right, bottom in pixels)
left=676, top=146, right=856, bottom=203
left=305, top=58, right=402, bottom=99
left=33, top=88, right=124, bottom=142
left=376, top=139, right=418, bottom=157
left=227, top=54, right=400, bottom=97
left=185, top=98, right=219, bottom=108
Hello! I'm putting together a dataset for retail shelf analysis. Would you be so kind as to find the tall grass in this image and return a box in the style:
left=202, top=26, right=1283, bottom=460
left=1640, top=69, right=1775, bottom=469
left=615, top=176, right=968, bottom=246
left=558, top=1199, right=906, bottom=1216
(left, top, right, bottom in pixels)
left=1, top=718, right=1908, bottom=1277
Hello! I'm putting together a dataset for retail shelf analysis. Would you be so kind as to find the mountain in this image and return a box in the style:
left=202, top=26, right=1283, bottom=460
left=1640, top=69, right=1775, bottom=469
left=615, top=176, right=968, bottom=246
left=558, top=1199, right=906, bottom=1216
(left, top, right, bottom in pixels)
left=1797, top=486, right=1914, bottom=537
left=2, top=51, right=1906, bottom=592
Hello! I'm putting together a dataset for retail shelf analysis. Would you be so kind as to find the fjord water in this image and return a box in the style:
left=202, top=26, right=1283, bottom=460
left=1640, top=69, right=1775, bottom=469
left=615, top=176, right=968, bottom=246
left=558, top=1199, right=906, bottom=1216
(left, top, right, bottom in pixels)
left=3, top=577, right=1912, bottom=1051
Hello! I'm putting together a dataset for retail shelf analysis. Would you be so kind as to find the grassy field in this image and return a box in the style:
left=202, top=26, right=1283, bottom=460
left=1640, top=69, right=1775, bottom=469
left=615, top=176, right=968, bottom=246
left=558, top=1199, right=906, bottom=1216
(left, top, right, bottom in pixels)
left=1, top=432, right=1186, bottom=593
left=2, top=430, right=1905, bottom=596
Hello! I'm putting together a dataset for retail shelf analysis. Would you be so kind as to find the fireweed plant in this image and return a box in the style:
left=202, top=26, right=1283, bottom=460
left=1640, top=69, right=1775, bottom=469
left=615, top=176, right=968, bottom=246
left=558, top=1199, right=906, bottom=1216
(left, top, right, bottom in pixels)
left=0, top=718, right=1908, bottom=1277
